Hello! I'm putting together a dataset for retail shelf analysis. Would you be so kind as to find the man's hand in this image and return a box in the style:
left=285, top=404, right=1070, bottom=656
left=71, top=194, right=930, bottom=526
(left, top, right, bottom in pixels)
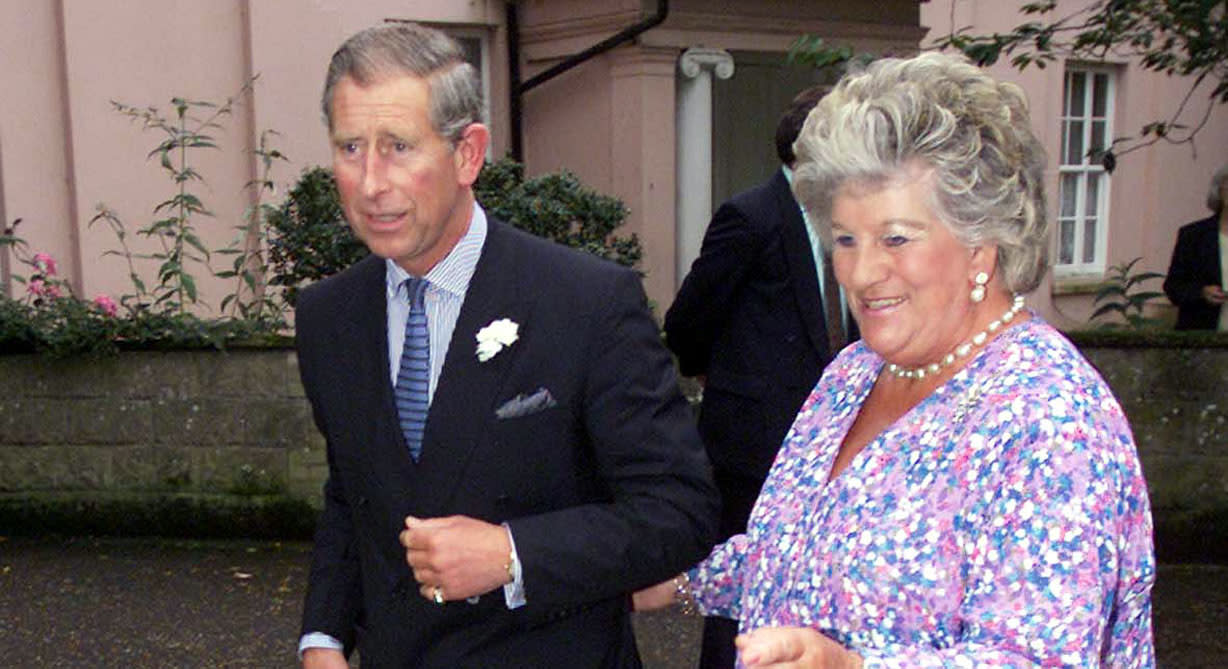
left=400, top=515, right=512, bottom=603
left=301, top=647, right=348, bottom=669
left=735, top=626, right=862, bottom=668
left=1201, top=284, right=1228, bottom=305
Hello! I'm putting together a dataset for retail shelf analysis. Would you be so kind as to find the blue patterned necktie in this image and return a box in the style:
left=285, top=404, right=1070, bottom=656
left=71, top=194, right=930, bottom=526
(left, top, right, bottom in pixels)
left=395, top=277, right=430, bottom=460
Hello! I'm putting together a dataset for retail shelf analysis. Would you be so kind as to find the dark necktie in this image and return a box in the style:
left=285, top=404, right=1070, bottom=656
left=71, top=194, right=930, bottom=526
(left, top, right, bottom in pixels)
left=394, top=277, right=430, bottom=460
left=821, top=255, right=846, bottom=356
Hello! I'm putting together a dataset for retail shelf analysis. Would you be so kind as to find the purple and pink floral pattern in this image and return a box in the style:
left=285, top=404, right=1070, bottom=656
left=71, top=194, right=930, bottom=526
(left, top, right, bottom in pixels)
left=690, top=316, right=1155, bottom=667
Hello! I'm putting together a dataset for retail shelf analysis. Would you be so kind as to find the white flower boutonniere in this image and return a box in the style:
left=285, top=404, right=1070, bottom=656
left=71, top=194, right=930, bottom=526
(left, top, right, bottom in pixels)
left=475, top=318, right=519, bottom=362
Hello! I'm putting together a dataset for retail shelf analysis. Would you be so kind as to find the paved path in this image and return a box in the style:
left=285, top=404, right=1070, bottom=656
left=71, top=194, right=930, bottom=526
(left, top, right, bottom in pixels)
left=1, top=535, right=1222, bottom=667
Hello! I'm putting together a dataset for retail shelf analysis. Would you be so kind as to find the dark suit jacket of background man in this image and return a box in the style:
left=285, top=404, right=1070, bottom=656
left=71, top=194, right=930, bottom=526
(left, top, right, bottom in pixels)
left=296, top=217, right=719, bottom=668
left=664, top=169, right=846, bottom=539
left=1164, top=215, right=1224, bottom=330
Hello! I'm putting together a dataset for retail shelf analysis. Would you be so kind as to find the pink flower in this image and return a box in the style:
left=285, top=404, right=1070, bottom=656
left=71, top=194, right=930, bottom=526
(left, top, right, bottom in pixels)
left=32, top=253, right=57, bottom=276
left=93, top=294, right=119, bottom=317
left=27, top=278, right=63, bottom=299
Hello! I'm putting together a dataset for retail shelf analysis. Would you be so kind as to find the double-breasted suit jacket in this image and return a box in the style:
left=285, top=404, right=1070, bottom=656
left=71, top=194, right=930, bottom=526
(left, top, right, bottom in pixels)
left=296, top=218, right=718, bottom=667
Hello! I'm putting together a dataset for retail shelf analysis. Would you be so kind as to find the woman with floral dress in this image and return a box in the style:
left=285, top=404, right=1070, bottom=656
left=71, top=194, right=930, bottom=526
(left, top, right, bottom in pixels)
left=637, top=52, right=1155, bottom=668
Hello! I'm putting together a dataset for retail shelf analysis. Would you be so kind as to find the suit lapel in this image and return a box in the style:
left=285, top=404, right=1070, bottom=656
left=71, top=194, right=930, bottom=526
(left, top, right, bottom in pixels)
left=418, top=221, right=532, bottom=516
left=344, top=256, right=423, bottom=489
left=1203, top=218, right=1224, bottom=285
left=773, top=170, right=830, bottom=358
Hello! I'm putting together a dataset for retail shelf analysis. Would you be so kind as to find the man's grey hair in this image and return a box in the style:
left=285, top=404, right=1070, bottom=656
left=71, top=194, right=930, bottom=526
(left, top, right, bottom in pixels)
left=792, top=51, right=1051, bottom=294
left=1207, top=163, right=1228, bottom=214
left=321, top=23, right=484, bottom=144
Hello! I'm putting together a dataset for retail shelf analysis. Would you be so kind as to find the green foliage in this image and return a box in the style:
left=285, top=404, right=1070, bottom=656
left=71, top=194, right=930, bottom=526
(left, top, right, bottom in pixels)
left=264, top=166, right=367, bottom=307
left=1090, top=257, right=1167, bottom=329
left=787, top=35, right=871, bottom=70
left=930, top=0, right=1228, bottom=156
left=214, top=129, right=291, bottom=326
left=93, top=83, right=256, bottom=315
left=1, top=85, right=294, bottom=357
left=0, top=236, right=286, bottom=356
left=473, top=157, right=641, bottom=270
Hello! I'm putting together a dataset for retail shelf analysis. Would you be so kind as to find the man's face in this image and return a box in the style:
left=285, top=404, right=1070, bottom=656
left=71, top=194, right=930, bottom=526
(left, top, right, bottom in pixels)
left=328, top=73, right=486, bottom=276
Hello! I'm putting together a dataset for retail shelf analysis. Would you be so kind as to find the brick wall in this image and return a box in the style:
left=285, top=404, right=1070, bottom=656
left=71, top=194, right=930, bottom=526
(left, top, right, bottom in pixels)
left=1081, top=346, right=1228, bottom=516
left=0, top=350, right=326, bottom=514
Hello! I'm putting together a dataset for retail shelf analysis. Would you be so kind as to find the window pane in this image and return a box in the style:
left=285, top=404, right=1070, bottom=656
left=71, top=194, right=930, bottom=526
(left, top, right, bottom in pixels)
left=1093, top=74, right=1109, bottom=116
left=1059, top=220, right=1075, bottom=264
left=1082, top=218, right=1097, bottom=263
left=1068, top=72, right=1086, bottom=116
left=455, top=36, right=482, bottom=69
left=1084, top=176, right=1100, bottom=217
left=1066, top=121, right=1085, bottom=164
left=1091, top=121, right=1107, bottom=155
left=1060, top=173, right=1079, bottom=217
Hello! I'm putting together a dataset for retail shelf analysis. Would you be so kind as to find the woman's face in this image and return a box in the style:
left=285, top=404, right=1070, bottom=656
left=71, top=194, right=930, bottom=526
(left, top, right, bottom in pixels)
left=830, top=168, right=991, bottom=369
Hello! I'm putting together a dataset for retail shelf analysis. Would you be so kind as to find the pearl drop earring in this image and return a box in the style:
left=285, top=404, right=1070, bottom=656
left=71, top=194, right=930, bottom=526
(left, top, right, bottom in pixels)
left=970, top=271, right=989, bottom=303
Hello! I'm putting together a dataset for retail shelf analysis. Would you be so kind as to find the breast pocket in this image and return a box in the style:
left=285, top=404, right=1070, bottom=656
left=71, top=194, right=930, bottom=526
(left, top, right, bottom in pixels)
left=486, top=406, right=588, bottom=513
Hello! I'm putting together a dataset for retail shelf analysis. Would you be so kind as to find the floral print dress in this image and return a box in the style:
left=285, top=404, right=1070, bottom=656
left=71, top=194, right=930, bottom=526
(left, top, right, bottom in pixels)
left=689, top=316, right=1155, bottom=667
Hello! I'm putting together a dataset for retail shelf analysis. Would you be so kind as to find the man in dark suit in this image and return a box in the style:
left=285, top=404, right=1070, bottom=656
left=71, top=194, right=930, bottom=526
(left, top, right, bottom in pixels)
left=296, top=24, right=717, bottom=668
left=1163, top=164, right=1228, bottom=330
left=663, top=87, right=851, bottom=669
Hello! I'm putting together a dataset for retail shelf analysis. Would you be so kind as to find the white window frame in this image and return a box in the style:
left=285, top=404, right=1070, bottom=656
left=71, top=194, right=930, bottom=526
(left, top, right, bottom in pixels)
left=446, top=28, right=491, bottom=113
left=1055, top=65, right=1116, bottom=278
left=444, top=26, right=493, bottom=160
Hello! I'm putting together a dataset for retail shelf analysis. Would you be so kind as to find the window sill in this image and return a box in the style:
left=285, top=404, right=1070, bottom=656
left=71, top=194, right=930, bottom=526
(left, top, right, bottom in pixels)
left=1051, top=275, right=1104, bottom=296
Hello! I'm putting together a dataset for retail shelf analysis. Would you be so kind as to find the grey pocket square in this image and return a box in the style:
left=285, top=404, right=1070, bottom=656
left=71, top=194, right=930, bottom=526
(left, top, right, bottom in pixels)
left=495, top=388, right=558, bottom=419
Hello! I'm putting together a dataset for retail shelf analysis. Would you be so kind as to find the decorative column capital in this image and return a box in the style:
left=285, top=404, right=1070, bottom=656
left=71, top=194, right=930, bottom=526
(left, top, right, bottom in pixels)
left=679, top=48, right=734, bottom=80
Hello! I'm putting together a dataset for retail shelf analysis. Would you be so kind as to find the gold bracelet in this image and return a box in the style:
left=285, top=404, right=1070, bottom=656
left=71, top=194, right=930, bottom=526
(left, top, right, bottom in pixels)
left=673, top=573, right=697, bottom=616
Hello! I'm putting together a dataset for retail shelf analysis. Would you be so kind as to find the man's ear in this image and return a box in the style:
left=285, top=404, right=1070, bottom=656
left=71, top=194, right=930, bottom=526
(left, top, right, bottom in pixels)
left=454, top=123, right=489, bottom=187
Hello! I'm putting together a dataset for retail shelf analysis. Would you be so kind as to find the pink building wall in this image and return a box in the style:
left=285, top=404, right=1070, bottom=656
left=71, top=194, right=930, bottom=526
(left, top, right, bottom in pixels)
left=0, top=0, right=508, bottom=311
left=2, top=0, right=925, bottom=317
left=922, top=0, right=1228, bottom=328
left=0, top=2, right=76, bottom=297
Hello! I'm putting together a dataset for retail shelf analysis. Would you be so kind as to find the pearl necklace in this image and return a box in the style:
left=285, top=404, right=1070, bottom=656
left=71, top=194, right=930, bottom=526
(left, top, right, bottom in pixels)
left=884, top=294, right=1026, bottom=380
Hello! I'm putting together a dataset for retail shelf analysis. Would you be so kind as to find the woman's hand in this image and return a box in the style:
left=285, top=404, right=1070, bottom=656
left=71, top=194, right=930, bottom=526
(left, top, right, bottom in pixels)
left=736, top=626, right=862, bottom=668
left=631, top=576, right=679, bottom=611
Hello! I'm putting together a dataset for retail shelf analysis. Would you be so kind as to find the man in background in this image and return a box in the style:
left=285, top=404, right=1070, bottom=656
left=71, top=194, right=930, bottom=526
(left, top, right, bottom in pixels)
left=664, top=86, right=852, bottom=669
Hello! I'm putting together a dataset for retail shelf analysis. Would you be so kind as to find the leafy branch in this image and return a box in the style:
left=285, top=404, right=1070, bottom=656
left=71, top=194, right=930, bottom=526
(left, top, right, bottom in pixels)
left=95, top=79, right=256, bottom=315
left=215, top=129, right=289, bottom=326
left=929, top=0, right=1228, bottom=158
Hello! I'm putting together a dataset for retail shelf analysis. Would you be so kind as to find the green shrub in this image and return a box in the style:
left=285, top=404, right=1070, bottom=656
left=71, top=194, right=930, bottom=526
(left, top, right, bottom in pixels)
left=264, top=166, right=367, bottom=307
left=474, top=158, right=642, bottom=270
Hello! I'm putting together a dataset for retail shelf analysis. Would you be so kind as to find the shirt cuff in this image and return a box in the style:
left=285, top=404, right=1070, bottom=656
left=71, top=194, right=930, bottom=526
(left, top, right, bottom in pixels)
left=501, top=522, right=526, bottom=609
left=298, top=632, right=344, bottom=659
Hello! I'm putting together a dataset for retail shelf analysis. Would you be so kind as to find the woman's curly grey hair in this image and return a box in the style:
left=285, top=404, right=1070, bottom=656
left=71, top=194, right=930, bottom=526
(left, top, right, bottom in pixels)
left=792, top=51, right=1050, bottom=294
left=321, top=23, right=483, bottom=145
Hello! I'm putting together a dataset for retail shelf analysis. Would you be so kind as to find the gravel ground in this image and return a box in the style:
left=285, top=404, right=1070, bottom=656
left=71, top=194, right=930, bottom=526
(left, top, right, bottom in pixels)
left=0, top=535, right=1222, bottom=667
